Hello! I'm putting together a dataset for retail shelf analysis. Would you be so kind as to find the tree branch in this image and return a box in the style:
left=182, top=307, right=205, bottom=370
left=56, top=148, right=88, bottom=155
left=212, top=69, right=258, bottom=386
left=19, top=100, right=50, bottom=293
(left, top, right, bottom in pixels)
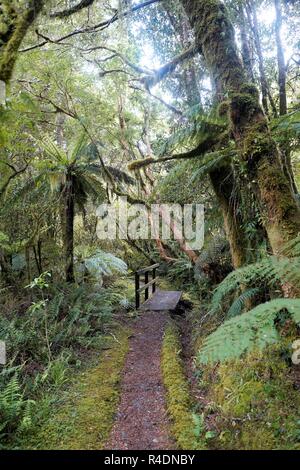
left=0, top=0, right=45, bottom=82
left=0, top=164, right=28, bottom=199
left=127, top=135, right=221, bottom=171
left=20, top=0, right=162, bottom=53
left=50, top=0, right=96, bottom=18
left=141, top=45, right=199, bottom=89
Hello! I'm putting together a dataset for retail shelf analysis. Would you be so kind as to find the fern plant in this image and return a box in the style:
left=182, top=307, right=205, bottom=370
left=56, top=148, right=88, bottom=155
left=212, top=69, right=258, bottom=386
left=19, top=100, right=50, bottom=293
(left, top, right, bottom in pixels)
left=226, top=287, right=261, bottom=319
left=75, top=249, right=127, bottom=283
left=158, top=111, right=226, bottom=157
left=210, top=255, right=300, bottom=315
left=198, top=298, right=300, bottom=364
left=0, top=373, right=34, bottom=442
left=199, top=236, right=300, bottom=364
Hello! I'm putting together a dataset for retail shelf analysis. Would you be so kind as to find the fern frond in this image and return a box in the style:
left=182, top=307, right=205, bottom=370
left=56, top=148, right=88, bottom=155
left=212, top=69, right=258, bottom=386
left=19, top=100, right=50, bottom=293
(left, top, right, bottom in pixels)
left=75, top=250, right=128, bottom=281
left=189, top=149, right=236, bottom=182
left=38, top=136, right=68, bottom=164
left=199, top=298, right=300, bottom=364
left=158, top=113, right=226, bottom=157
left=210, top=256, right=300, bottom=315
left=271, top=110, right=300, bottom=139
left=227, top=288, right=260, bottom=318
left=280, top=235, right=300, bottom=257
left=70, top=132, right=90, bottom=162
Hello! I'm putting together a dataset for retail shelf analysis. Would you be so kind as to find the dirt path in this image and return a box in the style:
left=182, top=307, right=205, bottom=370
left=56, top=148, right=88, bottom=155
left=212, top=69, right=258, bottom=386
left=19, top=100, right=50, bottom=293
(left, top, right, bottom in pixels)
left=106, top=311, right=175, bottom=450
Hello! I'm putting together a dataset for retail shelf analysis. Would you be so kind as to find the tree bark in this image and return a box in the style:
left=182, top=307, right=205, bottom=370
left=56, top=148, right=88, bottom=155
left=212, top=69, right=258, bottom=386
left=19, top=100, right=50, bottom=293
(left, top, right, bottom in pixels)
left=180, top=0, right=300, bottom=257
left=209, top=166, right=247, bottom=268
left=274, top=0, right=297, bottom=194
left=245, top=0, right=278, bottom=117
left=238, top=4, right=254, bottom=83
left=274, top=0, right=287, bottom=116
left=64, top=173, right=75, bottom=283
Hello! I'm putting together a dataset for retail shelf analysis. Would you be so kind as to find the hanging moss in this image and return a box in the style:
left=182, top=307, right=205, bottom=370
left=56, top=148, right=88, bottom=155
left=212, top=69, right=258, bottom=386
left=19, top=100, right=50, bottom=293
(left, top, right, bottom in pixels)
left=217, top=100, right=230, bottom=117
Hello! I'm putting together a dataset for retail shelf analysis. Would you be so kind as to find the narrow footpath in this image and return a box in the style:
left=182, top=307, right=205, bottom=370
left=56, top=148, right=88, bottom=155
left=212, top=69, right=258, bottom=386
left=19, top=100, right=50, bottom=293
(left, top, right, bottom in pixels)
left=106, top=311, right=175, bottom=450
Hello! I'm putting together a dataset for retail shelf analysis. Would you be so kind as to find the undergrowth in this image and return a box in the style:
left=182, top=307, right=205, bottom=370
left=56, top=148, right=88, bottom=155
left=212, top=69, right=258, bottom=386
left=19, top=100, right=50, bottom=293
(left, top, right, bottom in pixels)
left=22, top=327, right=131, bottom=450
left=0, top=274, right=133, bottom=448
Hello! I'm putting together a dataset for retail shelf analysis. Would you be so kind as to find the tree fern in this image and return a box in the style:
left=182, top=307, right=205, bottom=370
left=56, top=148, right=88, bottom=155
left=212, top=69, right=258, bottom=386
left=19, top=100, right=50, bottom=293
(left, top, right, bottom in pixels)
left=198, top=299, right=300, bottom=364
left=76, top=249, right=128, bottom=281
left=210, top=255, right=300, bottom=315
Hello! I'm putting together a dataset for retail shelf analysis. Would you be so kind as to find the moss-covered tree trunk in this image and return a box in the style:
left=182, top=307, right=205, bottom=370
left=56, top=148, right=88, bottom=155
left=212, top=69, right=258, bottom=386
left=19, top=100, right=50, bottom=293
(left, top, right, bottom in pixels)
left=181, top=0, right=300, bottom=256
left=274, top=0, right=287, bottom=117
left=162, top=1, right=248, bottom=268
left=0, top=0, right=44, bottom=84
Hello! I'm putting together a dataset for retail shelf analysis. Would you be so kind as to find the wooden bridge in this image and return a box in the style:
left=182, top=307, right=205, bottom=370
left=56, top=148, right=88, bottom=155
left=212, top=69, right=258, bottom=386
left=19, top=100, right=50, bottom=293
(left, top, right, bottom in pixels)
left=135, top=263, right=182, bottom=311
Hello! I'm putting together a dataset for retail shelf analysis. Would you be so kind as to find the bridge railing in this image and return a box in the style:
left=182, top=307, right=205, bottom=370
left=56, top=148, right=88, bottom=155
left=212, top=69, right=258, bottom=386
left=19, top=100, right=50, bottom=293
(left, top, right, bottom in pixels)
left=135, top=263, right=159, bottom=309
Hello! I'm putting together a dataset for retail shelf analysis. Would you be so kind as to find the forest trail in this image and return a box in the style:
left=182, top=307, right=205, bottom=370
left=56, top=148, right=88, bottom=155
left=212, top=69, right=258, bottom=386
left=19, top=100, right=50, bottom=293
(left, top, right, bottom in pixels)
left=105, top=311, right=175, bottom=450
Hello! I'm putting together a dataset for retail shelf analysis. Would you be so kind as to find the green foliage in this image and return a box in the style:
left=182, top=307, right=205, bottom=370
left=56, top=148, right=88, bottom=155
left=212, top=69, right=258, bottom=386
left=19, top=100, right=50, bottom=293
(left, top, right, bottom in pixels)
left=271, top=110, right=300, bottom=145
left=0, top=372, right=34, bottom=445
left=195, top=236, right=232, bottom=281
left=189, top=149, right=236, bottom=181
left=26, top=271, right=51, bottom=290
left=0, top=277, right=130, bottom=447
left=198, top=298, right=300, bottom=364
left=166, top=257, right=194, bottom=286
left=24, top=327, right=130, bottom=450
left=158, top=111, right=226, bottom=157
left=1, top=284, right=116, bottom=366
left=76, top=249, right=128, bottom=281
left=226, top=288, right=260, bottom=318
left=210, top=255, right=300, bottom=315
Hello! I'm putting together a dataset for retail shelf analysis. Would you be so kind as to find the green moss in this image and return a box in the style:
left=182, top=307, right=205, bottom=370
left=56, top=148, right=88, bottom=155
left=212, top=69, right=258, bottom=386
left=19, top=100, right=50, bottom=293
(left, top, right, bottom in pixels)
left=203, top=342, right=300, bottom=449
left=24, top=327, right=131, bottom=450
left=230, top=93, right=262, bottom=127
left=217, top=101, right=230, bottom=117
left=183, top=0, right=245, bottom=90
left=161, top=322, right=205, bottom=450
left=0, top=2, right=43, bottom=83
left=239, top=83, right=260, bottom=99
left=128, top=157, right=155, bottom=171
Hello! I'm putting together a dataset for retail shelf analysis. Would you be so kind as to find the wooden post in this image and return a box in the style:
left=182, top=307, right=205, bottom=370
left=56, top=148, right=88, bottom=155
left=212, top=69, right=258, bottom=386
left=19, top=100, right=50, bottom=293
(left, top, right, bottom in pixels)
left=135, top=272, right=140, bottom=309
left=153, top=267, right=156, bottom=293
left=145, top=271, right=149, bottom=301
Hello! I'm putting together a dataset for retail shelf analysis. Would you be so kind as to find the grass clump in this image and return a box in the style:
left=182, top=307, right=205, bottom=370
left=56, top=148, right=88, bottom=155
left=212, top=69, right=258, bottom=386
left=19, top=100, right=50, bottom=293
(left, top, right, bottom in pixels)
left=161, top=322, right=205, bottom=450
